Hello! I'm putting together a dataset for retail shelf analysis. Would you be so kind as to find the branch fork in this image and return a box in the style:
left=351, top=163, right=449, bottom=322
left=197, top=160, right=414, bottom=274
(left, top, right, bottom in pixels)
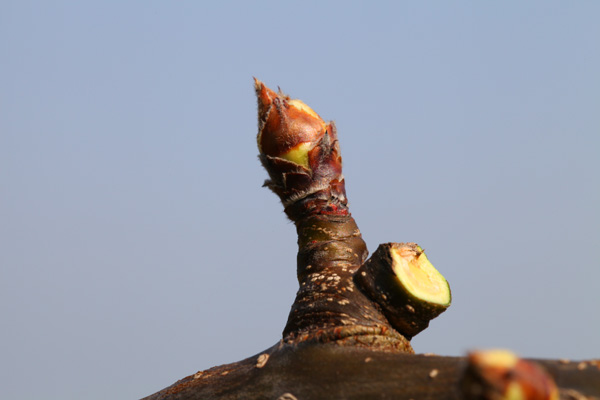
left=141, top=80, right=600, bottom=400
left=255, top=79, right=451, bottom=351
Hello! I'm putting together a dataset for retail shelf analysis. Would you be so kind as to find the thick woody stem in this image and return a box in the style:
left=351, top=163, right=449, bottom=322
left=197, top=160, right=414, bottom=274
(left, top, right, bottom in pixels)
left=284, top=214, right=412, bottom=352
left=255, top=79, right=412, bottom=352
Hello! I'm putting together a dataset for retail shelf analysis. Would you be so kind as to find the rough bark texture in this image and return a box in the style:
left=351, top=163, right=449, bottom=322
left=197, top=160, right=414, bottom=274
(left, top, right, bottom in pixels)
left=254, top=78, right=415, bottom=353
left=141, top=81, right=600, bottom=399
left=142, top=343, right=600, bottom=400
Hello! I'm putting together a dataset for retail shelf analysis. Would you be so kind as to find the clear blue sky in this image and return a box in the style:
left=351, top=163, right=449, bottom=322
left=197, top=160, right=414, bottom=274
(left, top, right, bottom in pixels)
left=1, top=2, right=599, bottom=399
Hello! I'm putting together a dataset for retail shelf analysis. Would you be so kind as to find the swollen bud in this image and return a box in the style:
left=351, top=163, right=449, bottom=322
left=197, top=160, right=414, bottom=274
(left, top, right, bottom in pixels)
left=255, top=78, right=326, bottom=169
left=254, top=79, right=347, bottom=220
left=461, top=349, right=559, bottom=400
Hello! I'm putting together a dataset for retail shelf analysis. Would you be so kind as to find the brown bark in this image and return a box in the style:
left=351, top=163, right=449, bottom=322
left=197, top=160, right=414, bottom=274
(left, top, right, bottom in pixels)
left=254, top=78, right=414, bottom=352
left=140, top=81, right=600, bottom=399
left=141, top=343, right=600, bottom=400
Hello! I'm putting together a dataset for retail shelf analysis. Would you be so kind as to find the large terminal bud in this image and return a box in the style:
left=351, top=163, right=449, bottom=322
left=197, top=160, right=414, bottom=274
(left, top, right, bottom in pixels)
left=254, top=79, right=347, bottom=220
left=255, top=79, right=326, bottom=169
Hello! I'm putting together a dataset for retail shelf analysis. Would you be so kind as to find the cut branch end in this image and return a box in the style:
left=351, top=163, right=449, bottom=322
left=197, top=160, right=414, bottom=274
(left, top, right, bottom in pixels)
left=355, top=243, right=451, bottom=339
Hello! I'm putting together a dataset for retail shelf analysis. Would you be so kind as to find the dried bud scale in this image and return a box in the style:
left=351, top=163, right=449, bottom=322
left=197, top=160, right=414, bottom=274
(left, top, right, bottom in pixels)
left=255, top=78, right=347, bottom=221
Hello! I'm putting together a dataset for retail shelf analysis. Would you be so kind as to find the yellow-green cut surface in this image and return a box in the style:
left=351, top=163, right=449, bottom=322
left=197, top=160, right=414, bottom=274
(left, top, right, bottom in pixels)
left=391, top=247, right=451, bottom=306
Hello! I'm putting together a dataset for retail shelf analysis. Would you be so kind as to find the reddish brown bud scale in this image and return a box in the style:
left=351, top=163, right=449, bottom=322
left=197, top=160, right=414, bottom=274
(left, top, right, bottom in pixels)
left=254, top=79, right=347, bottom=221
left=461, top=350, right=560, bottom=400
left=255, top=78, right=326, bottom=162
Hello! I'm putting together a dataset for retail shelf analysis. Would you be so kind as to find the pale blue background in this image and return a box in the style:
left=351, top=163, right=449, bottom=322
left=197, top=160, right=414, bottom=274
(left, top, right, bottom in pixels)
left=1, top=2, right=599, bottom=399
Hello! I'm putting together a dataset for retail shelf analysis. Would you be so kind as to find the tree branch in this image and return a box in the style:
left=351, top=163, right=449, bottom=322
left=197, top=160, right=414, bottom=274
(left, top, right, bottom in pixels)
left=140, top=81, right=599, bottom=400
